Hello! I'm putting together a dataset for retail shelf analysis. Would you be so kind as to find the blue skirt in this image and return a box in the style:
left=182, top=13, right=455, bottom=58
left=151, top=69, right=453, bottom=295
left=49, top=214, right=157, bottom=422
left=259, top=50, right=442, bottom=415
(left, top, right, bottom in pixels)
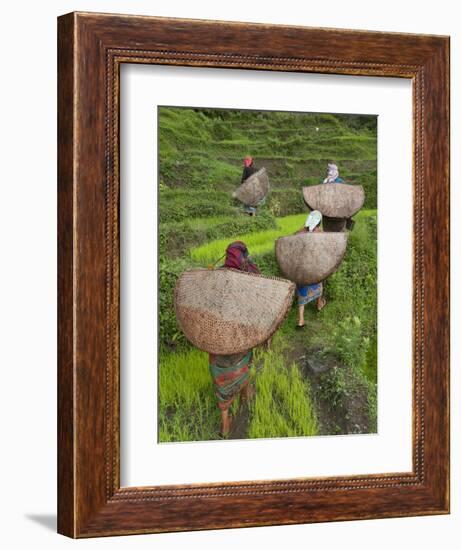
left=297, top=283, right=323, bottom=306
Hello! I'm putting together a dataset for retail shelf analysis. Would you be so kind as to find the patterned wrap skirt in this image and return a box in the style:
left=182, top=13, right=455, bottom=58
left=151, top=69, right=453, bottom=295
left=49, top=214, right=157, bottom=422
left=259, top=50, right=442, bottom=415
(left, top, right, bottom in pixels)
left=208, top=351, right=253, bottom=410
left=297, top=282, right=323, bottom=306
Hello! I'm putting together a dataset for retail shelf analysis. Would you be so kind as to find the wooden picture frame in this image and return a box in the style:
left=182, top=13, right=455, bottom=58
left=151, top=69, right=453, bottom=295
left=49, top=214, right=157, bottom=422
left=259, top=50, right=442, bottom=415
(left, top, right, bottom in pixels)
left=57, top=12, right=450, bottom=537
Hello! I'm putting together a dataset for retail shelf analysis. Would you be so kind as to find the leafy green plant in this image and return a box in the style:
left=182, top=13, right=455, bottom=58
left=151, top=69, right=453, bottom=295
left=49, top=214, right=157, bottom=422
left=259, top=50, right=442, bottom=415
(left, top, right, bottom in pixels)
left=158, top=257, right=192, bottom=349
left=318, top=366, right=348, bottom=408
left=265, top=188, right=306, bottom=216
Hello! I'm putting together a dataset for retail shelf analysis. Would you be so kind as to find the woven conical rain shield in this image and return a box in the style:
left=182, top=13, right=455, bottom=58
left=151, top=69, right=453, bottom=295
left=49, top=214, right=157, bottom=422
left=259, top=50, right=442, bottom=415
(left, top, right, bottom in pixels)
left=174, top=268, right=295, bottom=354
left=233, top=168, right=270, bottom=207
left=275, top=232, right=349, bottom=285
left=303, top=183, right=365, bottom=218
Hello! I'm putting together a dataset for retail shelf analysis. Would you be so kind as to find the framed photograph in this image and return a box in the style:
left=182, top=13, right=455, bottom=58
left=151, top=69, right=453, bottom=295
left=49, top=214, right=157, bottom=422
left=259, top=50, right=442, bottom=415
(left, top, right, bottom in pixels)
left=57, top=12, right=450, bottom=537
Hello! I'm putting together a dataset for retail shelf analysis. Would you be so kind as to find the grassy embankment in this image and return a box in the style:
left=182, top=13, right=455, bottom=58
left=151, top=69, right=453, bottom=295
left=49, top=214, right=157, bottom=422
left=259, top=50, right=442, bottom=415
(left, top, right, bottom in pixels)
left=158, top=107, right=377, bottom=442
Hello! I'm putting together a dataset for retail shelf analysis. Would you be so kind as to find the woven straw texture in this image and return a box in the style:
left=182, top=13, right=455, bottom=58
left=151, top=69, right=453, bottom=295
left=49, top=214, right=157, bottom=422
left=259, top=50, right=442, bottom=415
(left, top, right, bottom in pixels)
left=275, top=232, right=349, bottom=285
left=174, top=268, right=295, bottom=354
left=303, top=183, right=365, bottom=218
left=232, top=167, right=270, bottom=207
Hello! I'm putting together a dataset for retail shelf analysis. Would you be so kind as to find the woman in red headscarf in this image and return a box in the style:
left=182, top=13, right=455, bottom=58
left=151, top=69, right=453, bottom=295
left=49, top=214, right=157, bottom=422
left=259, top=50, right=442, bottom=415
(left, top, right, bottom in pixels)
left=240, top=156, right=259, bottom=216
left=241, top=156, right=258, bottom=183
left=223, top=240, right=260, bottom=274
left=208, top=241, right=260, bottom=437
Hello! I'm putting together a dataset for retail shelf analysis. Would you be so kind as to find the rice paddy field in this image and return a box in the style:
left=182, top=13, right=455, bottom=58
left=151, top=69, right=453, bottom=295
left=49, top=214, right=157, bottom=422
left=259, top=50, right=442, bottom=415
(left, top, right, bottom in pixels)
left=158, top=106, right=378, bottom=442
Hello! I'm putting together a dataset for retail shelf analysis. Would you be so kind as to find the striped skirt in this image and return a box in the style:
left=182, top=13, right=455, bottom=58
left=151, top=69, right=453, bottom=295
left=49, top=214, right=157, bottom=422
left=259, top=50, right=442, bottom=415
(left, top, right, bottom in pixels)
left=208, top=351, right=253, bottom=410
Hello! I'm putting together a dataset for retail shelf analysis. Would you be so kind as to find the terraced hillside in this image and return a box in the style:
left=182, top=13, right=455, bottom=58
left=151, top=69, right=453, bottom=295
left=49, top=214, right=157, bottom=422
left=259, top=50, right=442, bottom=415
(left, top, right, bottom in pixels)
left=158, top=106, right=377, bottom=443
left=159, top=107, right=377, bottom=213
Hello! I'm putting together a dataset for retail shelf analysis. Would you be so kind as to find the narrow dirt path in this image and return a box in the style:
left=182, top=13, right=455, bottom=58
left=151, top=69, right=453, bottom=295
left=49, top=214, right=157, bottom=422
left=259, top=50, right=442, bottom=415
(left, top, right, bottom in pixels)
left=228, top=405, right=251, bottom=440
left=284, top=314, right=374, bottom=436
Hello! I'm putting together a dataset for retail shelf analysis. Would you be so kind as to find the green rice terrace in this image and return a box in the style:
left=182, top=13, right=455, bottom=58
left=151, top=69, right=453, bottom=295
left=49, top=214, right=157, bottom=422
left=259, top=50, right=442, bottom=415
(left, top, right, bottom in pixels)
left=158, top=106, right=377, bottom=442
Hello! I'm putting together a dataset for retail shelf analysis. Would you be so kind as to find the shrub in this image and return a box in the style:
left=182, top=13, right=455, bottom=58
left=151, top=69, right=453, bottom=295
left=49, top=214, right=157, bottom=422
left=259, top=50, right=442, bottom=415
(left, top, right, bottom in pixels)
left=265, top=188, right=306, bottom=216
left=251, top=250, right=281, bottom=277
left=159, top=189, right=236, bottom=223
left=310, top=211, right=377, bottom=428
left=158, top=257, right=192, bottom=349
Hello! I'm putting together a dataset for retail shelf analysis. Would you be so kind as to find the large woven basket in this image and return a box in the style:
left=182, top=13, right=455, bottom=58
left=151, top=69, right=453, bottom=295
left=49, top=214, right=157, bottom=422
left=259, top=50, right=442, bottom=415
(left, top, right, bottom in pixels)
left=303, top=183, right=365, bottom=218
left=174, top=268, right=295, bottom=354
left=275, top=232, right=349, bottom=285
left=232, top=167, right=270, bottom=207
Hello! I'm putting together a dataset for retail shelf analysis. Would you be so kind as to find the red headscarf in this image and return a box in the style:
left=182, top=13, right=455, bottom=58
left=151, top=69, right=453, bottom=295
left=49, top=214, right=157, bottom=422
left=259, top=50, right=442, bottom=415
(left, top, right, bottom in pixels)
left=243, top=156, right=253, bottom=167
left=224, top=241, right=260, bottom=274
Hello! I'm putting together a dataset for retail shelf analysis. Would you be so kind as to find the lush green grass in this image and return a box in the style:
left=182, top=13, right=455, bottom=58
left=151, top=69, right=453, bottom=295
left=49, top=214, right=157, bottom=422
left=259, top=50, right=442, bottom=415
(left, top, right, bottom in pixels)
left=185, top=216, right=235, bottom=229
left=248, top=339, right=318, bottom=439
left=160, top=211, right=277, bottom=259
left=158, top=348, right=220, bottom=442
left=190, top=210, right=375, bottom=267
left=307, top=210, right=378, bottom=431
left=158, top=337, right=318, bottom=442
left=159, top=188, right=236, bottom=223
left=313, top=210, right=377, bottom=371
left=190, top=213, right=306, bottom=265
left=159, top=106, right=377, bottom=208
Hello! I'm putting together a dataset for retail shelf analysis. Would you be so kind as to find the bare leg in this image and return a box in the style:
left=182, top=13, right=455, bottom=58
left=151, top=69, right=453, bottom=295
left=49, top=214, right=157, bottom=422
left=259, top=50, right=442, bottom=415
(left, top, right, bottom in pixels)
left=297, top=304, right=305, bottom=326
left=220, top=408, right=232, bottom=437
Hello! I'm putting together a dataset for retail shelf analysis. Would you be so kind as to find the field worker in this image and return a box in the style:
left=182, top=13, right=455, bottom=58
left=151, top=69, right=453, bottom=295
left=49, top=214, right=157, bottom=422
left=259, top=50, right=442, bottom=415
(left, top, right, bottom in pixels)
left=323, top=162, right=345, bottom=184
left=295, top=210, right=327, bottom=328
left=223, top=240, right=260, bottom=274
left=241, top=155, right=258, bottom=183
left=208, top=241, right=259, bottom=436
left=322, top=162, right=356, bottom=230
left=241, top=156, right=259, bottom=216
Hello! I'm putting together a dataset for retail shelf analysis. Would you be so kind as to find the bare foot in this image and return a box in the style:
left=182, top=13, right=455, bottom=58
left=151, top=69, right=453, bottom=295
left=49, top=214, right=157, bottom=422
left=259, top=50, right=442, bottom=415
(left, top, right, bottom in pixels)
left=317, top=297, right=327, bottom=311
left=220, top=413, right=233, bottom=437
